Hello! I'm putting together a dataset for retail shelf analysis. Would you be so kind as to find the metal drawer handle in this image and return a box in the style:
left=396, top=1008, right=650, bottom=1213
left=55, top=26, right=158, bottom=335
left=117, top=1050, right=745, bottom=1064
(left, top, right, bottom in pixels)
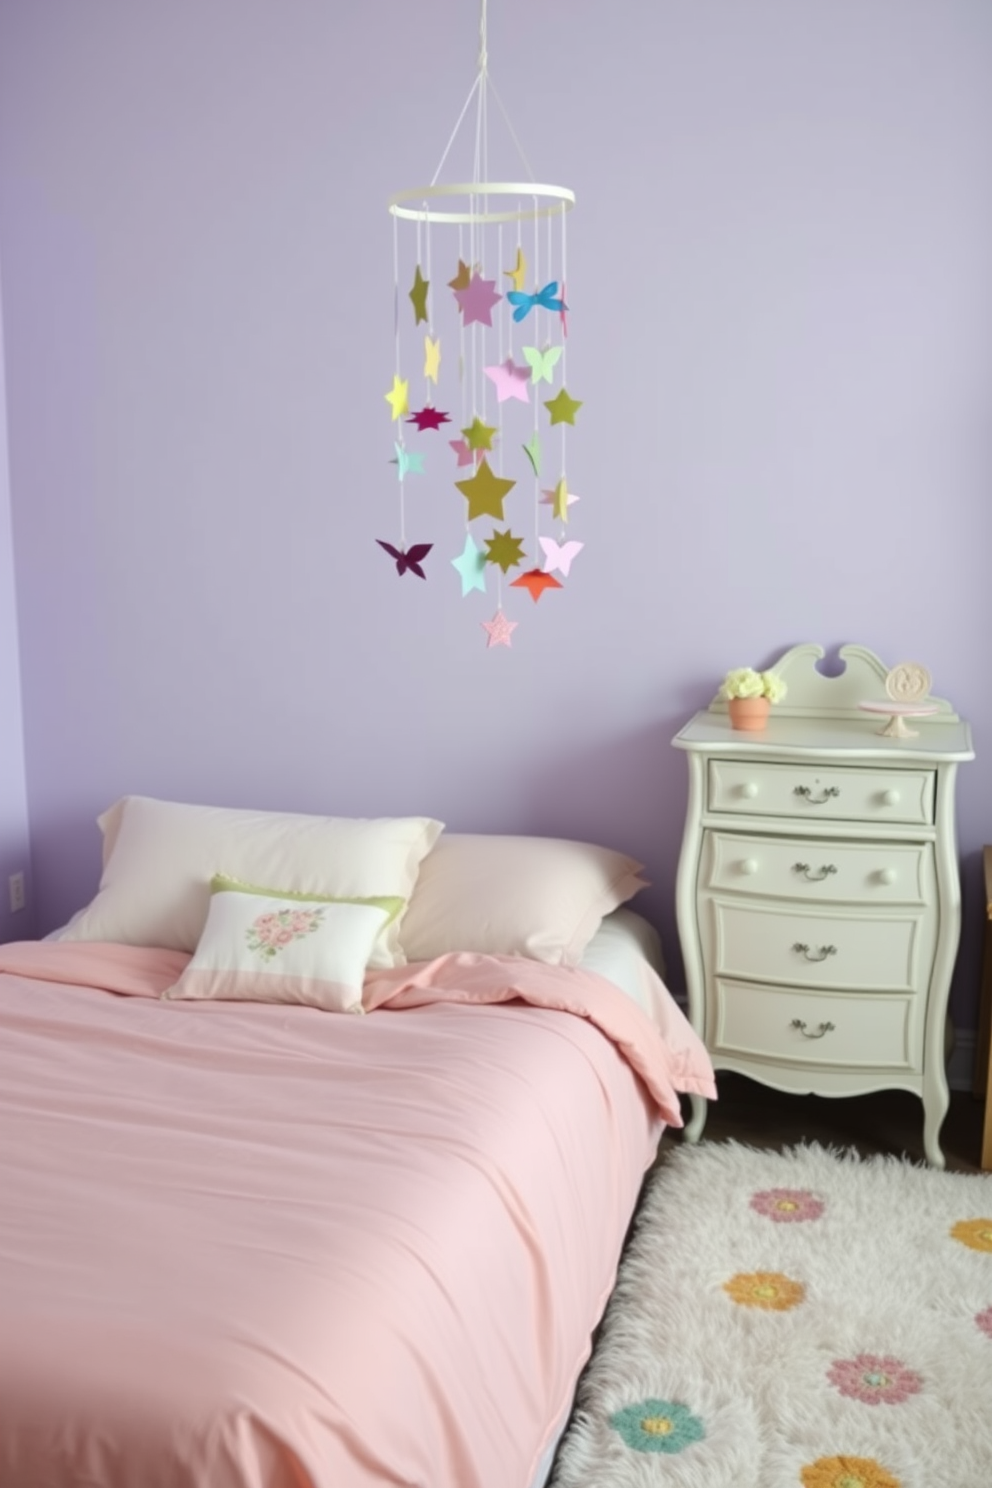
left=792, top=942, right=837, bottom=962
left=793, top=862, right=837, bottom=882
left=790, top=1018, right=836, bottom=1040
left=794, top=785, right=840, bottom=805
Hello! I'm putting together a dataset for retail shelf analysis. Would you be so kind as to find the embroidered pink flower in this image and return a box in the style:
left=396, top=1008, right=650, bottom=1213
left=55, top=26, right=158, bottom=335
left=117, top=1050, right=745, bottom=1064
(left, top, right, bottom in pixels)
left=750, top=1188, right=824, bottom=1223
left=827, top=1354, right=922, bottom=1406
left=246, top=905, right=325, bottom=960
left=976, top=1306, right=992, bottom=1339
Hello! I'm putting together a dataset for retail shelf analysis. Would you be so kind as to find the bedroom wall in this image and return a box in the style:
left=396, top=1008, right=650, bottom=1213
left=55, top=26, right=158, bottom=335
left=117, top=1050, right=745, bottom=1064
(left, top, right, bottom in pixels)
left=0, top=1, right=990, bottom=1022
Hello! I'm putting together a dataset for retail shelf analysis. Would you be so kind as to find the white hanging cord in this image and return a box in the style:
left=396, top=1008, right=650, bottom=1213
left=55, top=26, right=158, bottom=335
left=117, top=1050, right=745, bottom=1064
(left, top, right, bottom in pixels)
left=430, top=73, right=482, bottom=188
left=488, top=75, right=536, bottom=182
left=393, top=211, right=401, bottom=378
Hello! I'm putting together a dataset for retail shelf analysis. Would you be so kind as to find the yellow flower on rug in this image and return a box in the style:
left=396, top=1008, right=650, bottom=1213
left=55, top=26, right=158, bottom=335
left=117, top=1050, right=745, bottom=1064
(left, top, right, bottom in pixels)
left=722, top=1270, right=805, bottom=1310
left=950, top=1218, right=992, bottom=1252
left=800, top=1455, right=901, bottom=1488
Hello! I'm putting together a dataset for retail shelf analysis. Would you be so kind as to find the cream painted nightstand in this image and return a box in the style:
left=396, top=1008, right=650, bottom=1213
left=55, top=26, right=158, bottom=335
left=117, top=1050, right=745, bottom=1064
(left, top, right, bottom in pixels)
left=673, top=643, right=974, bottom=1168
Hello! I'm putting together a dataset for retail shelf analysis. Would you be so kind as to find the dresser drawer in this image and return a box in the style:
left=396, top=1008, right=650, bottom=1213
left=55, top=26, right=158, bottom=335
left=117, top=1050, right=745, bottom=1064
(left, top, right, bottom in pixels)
left=702, top=831, right=933, bottom=907
left=712, top=978, right=922, bottom=1071
left=707, top=759, right=935, bottom=827
left=704, top=896, right=934, bottom=995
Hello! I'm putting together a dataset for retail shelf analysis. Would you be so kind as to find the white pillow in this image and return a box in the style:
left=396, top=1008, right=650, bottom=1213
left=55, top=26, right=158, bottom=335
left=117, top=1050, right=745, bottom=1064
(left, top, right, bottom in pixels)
left=52, top=796, right=443, bottom=969
left=398, top=833, right=648, bottom=966
left=162, top=876, right=400, bottom=1013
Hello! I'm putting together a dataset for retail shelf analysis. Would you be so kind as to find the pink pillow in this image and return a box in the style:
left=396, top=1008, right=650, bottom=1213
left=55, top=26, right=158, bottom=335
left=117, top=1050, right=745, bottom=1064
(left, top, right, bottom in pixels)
left=398, top=834, right=648, bottom=967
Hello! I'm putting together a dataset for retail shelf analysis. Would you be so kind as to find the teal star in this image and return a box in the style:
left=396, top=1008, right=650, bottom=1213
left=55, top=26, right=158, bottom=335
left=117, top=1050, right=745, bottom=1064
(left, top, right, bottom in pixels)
left=390, top=443, right=425, bottom=480
left=450, top=534, right=487, bottom=596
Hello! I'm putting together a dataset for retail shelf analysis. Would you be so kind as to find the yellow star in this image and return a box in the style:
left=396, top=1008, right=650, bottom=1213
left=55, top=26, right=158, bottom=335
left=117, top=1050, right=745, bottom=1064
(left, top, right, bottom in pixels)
left=448, top=259, right=472, bottom=291
left=504, top=247, right=527, bottom=292
left=484, top=528, right=526, bottom=573
left=408, top=265, right=429, bottom=325
left=455, top=459, right=516, bottom=522
left=544, top=386, right=582, bottom=426
left=384, top=373, right=409, bottom=421
left=424, top=336, right=441, bottom=383
left=461, top=416, right=498, bottom=451
left=551, top=477, right=570, bottom=522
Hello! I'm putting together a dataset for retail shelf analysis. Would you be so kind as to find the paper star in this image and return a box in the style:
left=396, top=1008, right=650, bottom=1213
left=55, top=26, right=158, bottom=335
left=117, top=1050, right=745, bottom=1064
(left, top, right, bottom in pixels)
left=408, top=265, right=429, bottom=325
left=454, top=271, right=502, bottom=327
left=504, top=247, right=527, bottom=292
left=544, top=387, right=582, bottom=426
left=523, top=433, right=542, bottom=477
left=484, top=528, right=526, bottom=573
left=448, top=259, right=472, bottom=291
left=384, top=374, right=409, bottom=421
left=390, top=443, right=425, bottom=480
left=448, top=438, right=479, bottom=468
left=541, top=479, right=580, bottom=521
left=451, top=534, right=488, bottom=596
left=510, top=568, right=563, bottom=602
left=559, top=280, right=569, bottom=337
left=539, top=536, right=584, bottom=577
left=424, top=336, right=441, bottom=383
left=482, top=609, right=518, bottom=648
left=522, top=345, right=562, bottom=385
left=376, top=540, right=432, bottom=579
left=406, top=406, right=451, bottom=432
left=461, top=416, right=497, bottom=451
left=484, top=358, right=531, bottom=404
left=455, top=460, right=516, bottom=522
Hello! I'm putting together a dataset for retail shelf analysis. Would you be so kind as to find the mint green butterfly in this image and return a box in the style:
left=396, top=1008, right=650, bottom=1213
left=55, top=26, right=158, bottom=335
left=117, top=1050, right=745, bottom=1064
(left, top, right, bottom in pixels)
left=522, top=345, right=563, bottom=385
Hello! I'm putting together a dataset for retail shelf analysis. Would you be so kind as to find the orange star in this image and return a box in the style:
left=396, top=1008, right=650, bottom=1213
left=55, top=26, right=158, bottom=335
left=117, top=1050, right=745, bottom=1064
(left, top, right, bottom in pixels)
left=510, top=568, right=563, bottom=603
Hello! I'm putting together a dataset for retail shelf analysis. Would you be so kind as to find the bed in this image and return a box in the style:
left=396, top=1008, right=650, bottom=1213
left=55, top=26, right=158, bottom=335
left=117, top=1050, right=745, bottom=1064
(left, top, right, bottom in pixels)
left=0, top=798, right=715, bottom=1488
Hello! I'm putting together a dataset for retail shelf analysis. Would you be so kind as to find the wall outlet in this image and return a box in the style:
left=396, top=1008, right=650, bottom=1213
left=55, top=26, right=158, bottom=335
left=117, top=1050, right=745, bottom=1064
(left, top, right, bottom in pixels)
left=9, top=872, right=25, bottom=913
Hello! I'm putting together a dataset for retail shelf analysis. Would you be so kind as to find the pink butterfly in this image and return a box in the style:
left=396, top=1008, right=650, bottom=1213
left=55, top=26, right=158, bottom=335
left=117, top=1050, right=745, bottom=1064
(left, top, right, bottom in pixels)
left=376, top=540, right=433, bottom=579
left=539, top=536, right=584, bottom=577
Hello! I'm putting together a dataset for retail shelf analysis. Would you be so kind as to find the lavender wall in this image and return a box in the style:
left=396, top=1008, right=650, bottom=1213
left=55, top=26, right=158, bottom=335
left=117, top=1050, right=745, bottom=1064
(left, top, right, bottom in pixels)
left=0, top=2, right=990, bottom=1019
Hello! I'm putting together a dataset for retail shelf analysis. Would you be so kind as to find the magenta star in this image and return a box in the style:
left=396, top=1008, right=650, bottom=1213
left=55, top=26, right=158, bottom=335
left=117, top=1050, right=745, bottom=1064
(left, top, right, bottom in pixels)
left=448, top=438, right=479, bottom=468
left=454, top=271, right=502, bottom=328
left=484, top=358, right=531, bottom=405
left=406, top=406, right=451, bottom=432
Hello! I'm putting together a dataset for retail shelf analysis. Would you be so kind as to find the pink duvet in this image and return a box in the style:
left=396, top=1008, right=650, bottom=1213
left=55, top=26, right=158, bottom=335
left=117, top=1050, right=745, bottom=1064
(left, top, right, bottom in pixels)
left=0, top=942, right=714, bottom=1488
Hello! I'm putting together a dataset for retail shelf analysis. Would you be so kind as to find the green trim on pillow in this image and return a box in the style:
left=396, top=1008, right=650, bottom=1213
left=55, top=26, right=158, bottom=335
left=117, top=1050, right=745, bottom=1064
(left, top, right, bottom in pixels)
left=209, top=873, right=405, bottom=926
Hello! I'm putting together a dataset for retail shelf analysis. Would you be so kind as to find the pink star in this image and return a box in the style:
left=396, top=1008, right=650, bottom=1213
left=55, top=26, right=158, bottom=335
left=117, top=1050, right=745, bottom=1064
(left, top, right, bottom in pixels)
left=559, top=279, right=569, bottom=338
left=454, top=271, right=502, bottom=328
left=484, top=358, right=531, bottom=405
left=448, top=438, right=479, bottom=468
left=540, top=486, right=580, bottom=509
left=481, top=609, right=518, bottom=648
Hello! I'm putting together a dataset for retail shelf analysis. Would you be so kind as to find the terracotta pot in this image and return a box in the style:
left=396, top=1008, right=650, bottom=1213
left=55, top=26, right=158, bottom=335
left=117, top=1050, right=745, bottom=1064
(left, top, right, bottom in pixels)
left=728, top=695, right=771, bottom=731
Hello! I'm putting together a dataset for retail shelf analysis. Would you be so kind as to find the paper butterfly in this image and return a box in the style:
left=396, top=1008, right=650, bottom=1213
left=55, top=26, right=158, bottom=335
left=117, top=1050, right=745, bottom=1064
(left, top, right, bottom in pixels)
left=376, top=540, right=433, bottom=579
left=539, top=537, right=584, bottom=577
left=522, top=345, right=563, bottom=384
left=507, top=282, right=564, bottom=323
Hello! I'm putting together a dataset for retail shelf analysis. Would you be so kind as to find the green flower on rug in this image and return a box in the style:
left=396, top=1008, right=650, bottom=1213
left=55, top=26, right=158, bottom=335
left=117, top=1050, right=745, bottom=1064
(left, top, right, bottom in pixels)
left=609, top=1398, right=704, bottom=1454
left=800, top=1454, right=902, bottom=1488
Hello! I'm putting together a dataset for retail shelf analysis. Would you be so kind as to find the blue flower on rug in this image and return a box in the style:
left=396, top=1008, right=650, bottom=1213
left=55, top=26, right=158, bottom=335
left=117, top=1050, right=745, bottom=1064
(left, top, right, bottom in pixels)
left=609, top=1398, right=705, bottom=1454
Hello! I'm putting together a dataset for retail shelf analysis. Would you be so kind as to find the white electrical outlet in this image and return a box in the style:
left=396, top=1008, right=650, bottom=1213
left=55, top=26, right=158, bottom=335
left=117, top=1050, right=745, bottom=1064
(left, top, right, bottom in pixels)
left=9, top=872, right=25, bottom=913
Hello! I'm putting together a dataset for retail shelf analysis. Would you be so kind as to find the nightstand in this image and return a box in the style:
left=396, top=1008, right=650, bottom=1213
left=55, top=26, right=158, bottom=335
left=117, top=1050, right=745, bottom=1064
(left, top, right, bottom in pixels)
left=673, top=643, right=974, bottom=1168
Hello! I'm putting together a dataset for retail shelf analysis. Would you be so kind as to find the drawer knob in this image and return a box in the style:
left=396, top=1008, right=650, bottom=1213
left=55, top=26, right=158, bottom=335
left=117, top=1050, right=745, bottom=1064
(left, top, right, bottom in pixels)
left=740, top=782, right=759, bottom=799
left=790, top=1018, right=836, bottom=1040
left=878, top=867, right=898, bottom=886
left=740, top=858, right=759, bottom=875
left=793, top=862, right=838, bottom=882
left=881, top=789, right=901, bottom=807
left=794, top=785, right=840, bottom=805
left=792, top=942, right=837, bottom=963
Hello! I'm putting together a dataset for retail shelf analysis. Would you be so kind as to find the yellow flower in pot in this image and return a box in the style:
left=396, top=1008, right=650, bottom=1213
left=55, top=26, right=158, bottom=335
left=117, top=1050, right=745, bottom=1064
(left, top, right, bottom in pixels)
left=719, top=667, right=787, bottom=730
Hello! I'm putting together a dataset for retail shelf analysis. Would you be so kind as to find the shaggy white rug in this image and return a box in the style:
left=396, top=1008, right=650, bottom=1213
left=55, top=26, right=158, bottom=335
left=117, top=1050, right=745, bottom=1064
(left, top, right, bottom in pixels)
left=550, top=1142, right=992, bottom=1488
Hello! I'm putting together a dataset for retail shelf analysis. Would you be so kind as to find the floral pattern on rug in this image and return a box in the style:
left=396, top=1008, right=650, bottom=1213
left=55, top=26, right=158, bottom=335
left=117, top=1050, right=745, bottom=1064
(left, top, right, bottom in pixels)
left=749, top=1187, right=824, bottom=1223
left=975, top=1305, right=992, bottom=1339
left=950, top=1218, right=992, bottom=1253
left=609, top=1398, right=705, bottom=1454
left=723, top=1270, right=805, bottom=1311
left=827, top=1353, right=922, bottom=1406
left=800, top=1454, right=901, bottom=1488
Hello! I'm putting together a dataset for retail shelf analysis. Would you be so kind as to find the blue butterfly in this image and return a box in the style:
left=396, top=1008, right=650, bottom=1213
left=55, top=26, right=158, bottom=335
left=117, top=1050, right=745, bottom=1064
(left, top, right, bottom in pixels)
left=506, top=281, right=564, bottom=322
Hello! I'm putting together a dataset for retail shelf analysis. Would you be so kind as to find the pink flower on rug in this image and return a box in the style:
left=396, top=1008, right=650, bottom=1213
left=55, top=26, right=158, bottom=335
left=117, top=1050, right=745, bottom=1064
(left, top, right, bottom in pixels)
left=750, top=1187, right=824, bottom=1223
left=827, top=1354, right=922, bottom=1406
left=976, top=1306, right=992, bottom=1339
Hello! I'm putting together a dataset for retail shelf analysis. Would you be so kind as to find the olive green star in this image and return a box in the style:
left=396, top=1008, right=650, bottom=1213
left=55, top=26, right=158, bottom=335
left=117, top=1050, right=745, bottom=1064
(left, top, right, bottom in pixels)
left=544, top=386, right=583, bottom=426
left=461, top=416, right=498, bottom=451
left=484, top=528, right=526, bottom=573
left=455, top=459, right=516, bottom=521
left=409, top=265, right=429, bottom=325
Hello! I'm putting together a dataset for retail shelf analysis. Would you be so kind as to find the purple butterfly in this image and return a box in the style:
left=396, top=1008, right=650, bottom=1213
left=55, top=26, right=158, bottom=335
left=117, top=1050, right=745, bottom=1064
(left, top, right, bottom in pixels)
left=376, top=539, right=433, bottom=579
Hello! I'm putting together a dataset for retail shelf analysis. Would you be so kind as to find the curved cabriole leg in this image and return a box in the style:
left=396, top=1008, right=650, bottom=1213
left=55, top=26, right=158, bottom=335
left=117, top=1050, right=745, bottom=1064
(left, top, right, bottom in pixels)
left=922, top=1089, right=948, bottom=1170
left=684, top=1094, right=707, bottom=1145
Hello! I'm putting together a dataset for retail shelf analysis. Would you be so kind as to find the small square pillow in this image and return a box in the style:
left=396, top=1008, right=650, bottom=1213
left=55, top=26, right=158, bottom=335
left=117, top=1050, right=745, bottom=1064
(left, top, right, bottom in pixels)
left=163, top=876, right=405, bottom=1013
left=398, top=834, right=649, bottom=966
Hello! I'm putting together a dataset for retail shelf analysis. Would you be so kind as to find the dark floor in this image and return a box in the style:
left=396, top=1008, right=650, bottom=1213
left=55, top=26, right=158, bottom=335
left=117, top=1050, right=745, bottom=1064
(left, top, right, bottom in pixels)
left=660, top=1073, right=987, bottom=1173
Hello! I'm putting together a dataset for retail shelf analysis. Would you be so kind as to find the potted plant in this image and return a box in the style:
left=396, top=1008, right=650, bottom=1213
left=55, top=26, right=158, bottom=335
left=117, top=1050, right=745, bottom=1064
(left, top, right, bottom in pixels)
left=719, top=667, right=788, bottom=731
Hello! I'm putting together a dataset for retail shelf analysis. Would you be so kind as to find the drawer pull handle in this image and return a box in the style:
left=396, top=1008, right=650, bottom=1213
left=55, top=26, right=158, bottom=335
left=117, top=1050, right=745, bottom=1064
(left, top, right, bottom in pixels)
left=794, top=785, right=840, bottom=805
left=793, top=862, right=837, bottom=882
left=790, top=1018, right=836, bottom=1040
left=792, top=942, right=837, bottom=962
left=881, top=789, right=901, bottom=807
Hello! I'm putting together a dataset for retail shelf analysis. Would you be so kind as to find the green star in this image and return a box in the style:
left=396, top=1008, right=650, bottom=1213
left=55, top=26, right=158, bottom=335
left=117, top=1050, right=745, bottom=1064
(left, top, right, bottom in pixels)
left=461, top=416, right=498, bottom=451
left=522, top=432, right=541, bottom=476
left=409, top=264, right=430, bottom=325
left=484, top=528, right=526, bottom=573
left=544, top=386, right=582, bottom=426
left=455, top=459, right=516, bottom=522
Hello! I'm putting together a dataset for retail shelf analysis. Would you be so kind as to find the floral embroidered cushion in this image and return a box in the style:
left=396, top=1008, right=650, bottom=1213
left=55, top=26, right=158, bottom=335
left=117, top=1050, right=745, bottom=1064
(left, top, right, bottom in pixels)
left=162, top=875, right=405, bottom=1013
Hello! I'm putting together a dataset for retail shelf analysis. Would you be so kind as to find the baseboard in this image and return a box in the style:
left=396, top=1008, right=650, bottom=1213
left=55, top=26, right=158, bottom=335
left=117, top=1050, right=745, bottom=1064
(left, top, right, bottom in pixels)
left=948, top=1029, right=976, bottom=1093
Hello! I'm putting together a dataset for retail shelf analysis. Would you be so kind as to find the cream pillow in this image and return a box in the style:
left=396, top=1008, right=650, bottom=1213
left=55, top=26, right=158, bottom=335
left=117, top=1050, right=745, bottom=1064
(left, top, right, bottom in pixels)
left=398, top=834, right=648, bottom=966
left=163, top=876, right=402, bottom=1013
left=53, top=796, right=443, bottom=968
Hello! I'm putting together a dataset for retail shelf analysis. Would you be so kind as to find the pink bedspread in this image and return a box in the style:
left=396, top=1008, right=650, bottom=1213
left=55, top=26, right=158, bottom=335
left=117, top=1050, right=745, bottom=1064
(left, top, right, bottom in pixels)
left=0, top=942, right=714, bottom=1488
